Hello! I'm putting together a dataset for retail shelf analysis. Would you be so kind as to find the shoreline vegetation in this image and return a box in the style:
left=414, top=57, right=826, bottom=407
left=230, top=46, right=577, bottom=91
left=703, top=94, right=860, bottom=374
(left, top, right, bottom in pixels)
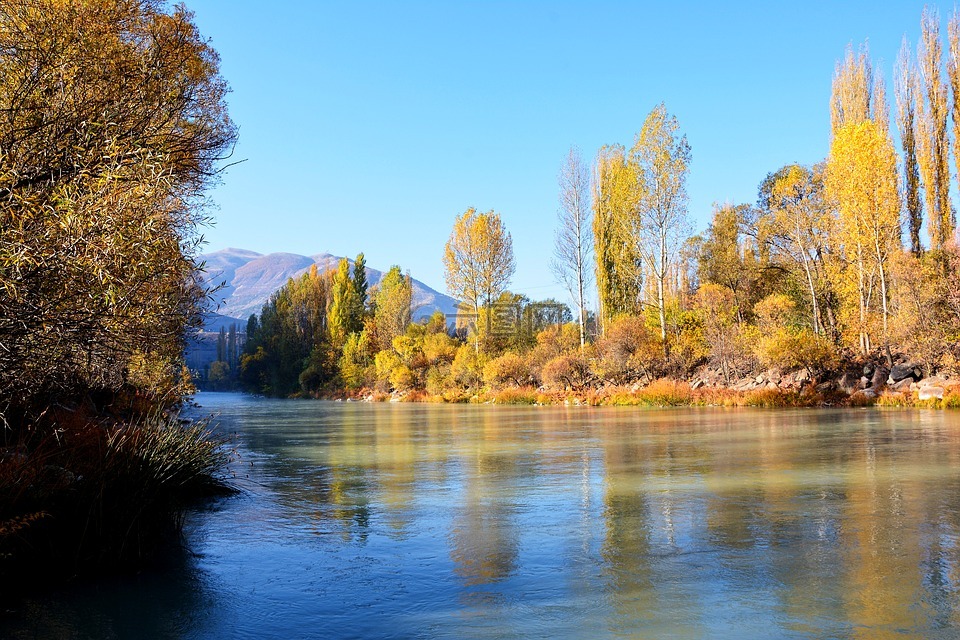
left=229, top=10, right=960, bottom=411
left=320, top=376, right=960, bottom=410
left=0, top=1, right=236, bottom=592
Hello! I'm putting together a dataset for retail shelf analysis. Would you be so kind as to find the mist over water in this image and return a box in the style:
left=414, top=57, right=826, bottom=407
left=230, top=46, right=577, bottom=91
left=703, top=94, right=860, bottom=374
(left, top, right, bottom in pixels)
left=6, top=394, right=960, bottom=639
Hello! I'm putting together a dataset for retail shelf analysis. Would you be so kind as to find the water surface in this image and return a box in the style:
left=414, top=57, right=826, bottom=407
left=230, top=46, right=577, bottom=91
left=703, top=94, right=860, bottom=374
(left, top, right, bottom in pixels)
left=6, top=394, right=960, bottom=638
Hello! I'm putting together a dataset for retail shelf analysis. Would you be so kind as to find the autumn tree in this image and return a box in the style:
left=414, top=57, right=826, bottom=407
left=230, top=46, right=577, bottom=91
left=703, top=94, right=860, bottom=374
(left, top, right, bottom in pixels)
left=918, top=8, right=952, bottom=252
left=696, top=203, right=767, bottom=324
left=757, top=164, right=834, bottom=336
left=551, top=147, right=593, bottom=348
left=629, top=104, right=692, bottom=355
left=443, top=208, right=516, bottom=351
left=830, top=44, right=878, bottom=135
left=373, top=266, right=413, bottom=352
left=0, top=0, right=236, bottom=421
left=826, top=120, right=901, bottom=355
left=593, top=145, right=642, bottom=330
left=896, top=38, right=924, bottom=255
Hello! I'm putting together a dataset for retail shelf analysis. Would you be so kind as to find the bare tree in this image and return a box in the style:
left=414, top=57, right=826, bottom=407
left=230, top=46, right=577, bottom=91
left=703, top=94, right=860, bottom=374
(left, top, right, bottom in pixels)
left=551, top=148, right=593, bottom=348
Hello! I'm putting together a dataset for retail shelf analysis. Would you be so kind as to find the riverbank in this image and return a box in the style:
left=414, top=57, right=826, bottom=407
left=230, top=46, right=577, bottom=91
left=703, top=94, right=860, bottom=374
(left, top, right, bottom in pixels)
left=0, top=408, right=233, bottom=595
left=339, top=369, right=960, bottom=409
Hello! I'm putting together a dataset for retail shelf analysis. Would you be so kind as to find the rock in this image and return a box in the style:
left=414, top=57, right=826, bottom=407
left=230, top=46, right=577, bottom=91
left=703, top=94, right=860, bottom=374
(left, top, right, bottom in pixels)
left=817, top=381, right=836, bottom=393
left=890, top=378, right=913, bottom=392
left=860, top=376, right=870, bottom=388
left=767, top=370, right=782, bottom=385
left=755, top=374, right=766, bottom=384
left=870, top=366, right=889, bottom=389
left=691, top=379, right=705, bottom=390
left=889, top=362, right=921, bottom=383
left=839, top=372, right=860, bottom=394
left=852, top=388, right=877, bottom=401
left=766, top=381, right=778, bottom=389
left=796, top=369, right=811, bottom=384
left=921, top=376, right=948, bottom=389
left=919, top=386, right=945, bottom=400
left=863, top=363, right=875, bottom=377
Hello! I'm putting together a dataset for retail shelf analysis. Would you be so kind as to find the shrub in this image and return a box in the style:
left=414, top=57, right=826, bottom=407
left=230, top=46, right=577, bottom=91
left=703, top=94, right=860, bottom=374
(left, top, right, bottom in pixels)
left=483, top=352, right=531, bottom=388
left=542, top=354, right=591, bottom=390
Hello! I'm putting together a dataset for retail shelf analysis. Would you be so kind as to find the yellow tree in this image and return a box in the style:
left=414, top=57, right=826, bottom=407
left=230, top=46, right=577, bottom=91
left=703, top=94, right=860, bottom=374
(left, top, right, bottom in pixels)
left=830, top=44, right=875, bottom=136
left=826, top=120, right=901, bottom=355
left=918, top=7, right=952, bottom=252
left=629, top=104, right=691, bottom=355
left=443, top=208, right=515, bottom=351
left=592, top=145, right=642, bottom=332
left=0, top=0, right=236, bottom=415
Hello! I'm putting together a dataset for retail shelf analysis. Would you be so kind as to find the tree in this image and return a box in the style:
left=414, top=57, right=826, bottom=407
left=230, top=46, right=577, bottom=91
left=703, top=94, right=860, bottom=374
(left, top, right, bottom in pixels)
left=826, top=120, right=901, bottom=355
left=757, top=164, right=833, bottom=336
left=352, top=252, right=369, bottom=320
left=896, top=38, right=924, bottom=255
left=918, top=8, right=953, bottom=252
left=373, top=266, right=413, bottom=352
left=696, top=203, right=766, bottom=324
left=443, top=208, right=515, bottom=351
left=329, top=258, right=361, bottom=349
left=629, top=104, right=692, bottom=355
left=551, top=147, right=593, bottom=348
left=593, top=145, right=643, bottom=330
left=0, top=0, right=236, bottom=418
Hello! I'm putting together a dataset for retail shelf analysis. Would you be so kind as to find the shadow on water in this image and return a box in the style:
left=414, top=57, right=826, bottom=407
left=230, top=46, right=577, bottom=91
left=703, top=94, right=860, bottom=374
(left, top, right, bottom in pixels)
left=0, top=502, right=226, bottom=640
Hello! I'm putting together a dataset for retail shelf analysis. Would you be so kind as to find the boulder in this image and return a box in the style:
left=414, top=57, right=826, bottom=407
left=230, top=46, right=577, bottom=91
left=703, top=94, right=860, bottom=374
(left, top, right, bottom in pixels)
left=889, top=362, right=921, bottom=383
left=890, top=378, right=913, bottom=392
left=839, top=372, right=860, bottom=394
left=870, top=366, right=890, bottom=389
left=796, top=369, right=811, bottom=384
left=919, top=386, right=945, bottom=401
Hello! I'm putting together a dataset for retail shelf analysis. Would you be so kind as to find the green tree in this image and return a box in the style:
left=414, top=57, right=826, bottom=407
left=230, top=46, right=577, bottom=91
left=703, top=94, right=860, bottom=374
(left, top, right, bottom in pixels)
left=329, top=258, right=361, bottom=349
left=593, top=145, right=643, bottom=329
left=373, top=266, right=413, bottom=352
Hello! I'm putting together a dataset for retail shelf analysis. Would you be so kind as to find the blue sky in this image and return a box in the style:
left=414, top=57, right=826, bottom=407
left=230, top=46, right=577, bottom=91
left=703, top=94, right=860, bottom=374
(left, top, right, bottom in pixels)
left=189, top=0, right=934, bottom=301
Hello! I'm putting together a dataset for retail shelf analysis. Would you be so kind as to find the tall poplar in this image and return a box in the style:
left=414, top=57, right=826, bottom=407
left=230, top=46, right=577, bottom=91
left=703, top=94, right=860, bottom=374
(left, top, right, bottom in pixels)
left=917, top=7, right=952, bottom=251
left=896, top=38, right=924, bottom=254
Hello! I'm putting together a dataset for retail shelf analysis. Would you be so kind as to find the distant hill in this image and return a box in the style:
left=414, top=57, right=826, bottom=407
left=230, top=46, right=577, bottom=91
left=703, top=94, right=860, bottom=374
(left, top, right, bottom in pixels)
left=199, top=248, right=461, bottom=326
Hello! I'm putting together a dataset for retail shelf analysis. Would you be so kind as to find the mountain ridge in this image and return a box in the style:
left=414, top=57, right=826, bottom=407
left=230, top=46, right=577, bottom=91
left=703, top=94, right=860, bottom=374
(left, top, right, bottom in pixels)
left=200, top=248, right=460, bottom=325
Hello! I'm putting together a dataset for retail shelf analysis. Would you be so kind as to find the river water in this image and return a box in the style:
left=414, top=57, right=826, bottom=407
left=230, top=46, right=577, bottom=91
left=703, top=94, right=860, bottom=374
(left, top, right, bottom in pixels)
left=5, top=393, right=960, bottom=638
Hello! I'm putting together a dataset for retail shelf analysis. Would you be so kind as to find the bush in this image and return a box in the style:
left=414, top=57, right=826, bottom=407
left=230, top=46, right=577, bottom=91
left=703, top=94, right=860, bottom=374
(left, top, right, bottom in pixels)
left=541, top=354, right=591, bottom=390
left=483, top=352, right=531, bottom=388
left=594, top=315, right=663, bottom=384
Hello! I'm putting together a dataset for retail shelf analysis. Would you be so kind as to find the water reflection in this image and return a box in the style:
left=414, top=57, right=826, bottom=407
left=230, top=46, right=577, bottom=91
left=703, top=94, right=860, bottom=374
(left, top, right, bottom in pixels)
left=6, top=397, right=960, bottom=638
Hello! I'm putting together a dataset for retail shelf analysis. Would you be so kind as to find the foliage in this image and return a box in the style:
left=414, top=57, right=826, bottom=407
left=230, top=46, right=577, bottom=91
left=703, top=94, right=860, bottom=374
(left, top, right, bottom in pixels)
left=443, top=208, right=515, bottom=348
left=0, top=0, right=236, bottom=422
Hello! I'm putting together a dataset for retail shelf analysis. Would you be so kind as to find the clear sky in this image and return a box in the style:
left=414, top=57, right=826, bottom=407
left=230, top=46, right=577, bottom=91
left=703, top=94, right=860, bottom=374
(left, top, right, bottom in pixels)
left=188, top=0, right=934, bottom=302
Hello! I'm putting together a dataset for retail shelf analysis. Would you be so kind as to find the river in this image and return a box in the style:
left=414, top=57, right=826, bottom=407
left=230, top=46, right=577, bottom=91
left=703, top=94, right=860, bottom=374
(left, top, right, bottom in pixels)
left=5, top=393, right=960, bottom=638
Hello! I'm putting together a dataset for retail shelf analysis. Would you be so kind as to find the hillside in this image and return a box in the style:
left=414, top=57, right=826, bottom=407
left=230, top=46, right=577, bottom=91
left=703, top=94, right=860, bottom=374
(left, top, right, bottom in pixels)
left=200, top=248, right=460, bottom=325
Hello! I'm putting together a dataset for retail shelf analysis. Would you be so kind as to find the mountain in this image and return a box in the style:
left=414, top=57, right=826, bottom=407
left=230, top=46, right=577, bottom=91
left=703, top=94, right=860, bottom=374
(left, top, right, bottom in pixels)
left=199, top=248, right=460, bottom=325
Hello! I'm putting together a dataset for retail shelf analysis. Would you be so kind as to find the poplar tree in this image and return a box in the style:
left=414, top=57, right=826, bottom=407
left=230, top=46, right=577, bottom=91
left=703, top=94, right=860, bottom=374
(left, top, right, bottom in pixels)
left=329, top=258, right=360, bottom=349
left=551, top=147, right=593, bottom=348
left=918, top=8, right=952, bottom=252
left=896, top=38, right=924, bottom=255
left=827, top=121, right=901, bottom=354
left=592, top=145, right=642, bottom=331
left=629, top=104, right=692, bottom=356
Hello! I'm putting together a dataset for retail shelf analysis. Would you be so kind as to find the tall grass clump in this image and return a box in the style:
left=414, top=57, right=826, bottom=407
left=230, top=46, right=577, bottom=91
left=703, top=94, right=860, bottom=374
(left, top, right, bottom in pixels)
left=0, top=413, right=233, bottom=590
